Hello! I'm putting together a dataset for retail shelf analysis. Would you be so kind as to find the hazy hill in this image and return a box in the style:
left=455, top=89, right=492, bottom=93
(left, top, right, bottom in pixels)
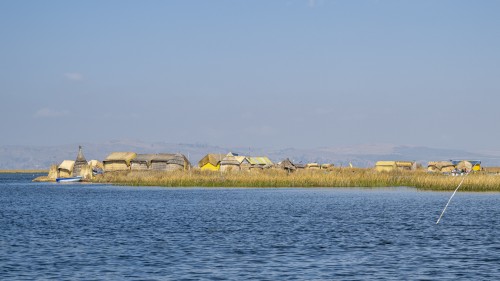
left=1, top=140, right=499, bottom=169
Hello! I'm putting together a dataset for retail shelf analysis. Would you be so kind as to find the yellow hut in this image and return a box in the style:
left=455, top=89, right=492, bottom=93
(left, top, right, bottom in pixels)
left=198, top=154, right=225, bottom=171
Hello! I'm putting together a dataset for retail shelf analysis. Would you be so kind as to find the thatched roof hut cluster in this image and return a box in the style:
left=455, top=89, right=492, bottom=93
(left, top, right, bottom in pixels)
left=55, top=146, right=98, bottom=179
left=375, top=161, right=416, bottom=172
left=427, top=161, right=455, bottom=173
left=427, top=160, right=481, bottom=173
left=196, top=153, right=336, bottom=173
left=103, top=152, right=191, bottom=172
left=46, top=146, right=490, bottom=183
left=198, top=152, right=274, bottom=172
left=274, top=159, right=334, bottom=173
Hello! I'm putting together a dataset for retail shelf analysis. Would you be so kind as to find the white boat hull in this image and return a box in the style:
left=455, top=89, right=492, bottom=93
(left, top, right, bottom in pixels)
left=56, top=176, right=82, bottom=183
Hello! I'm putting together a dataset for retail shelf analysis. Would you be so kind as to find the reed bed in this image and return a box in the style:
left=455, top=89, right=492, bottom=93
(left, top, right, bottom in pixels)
left=91, top=168, right=500, bottom=191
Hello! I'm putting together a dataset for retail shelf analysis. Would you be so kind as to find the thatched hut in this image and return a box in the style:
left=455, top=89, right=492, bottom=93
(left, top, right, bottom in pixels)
left=131, top=154, right=157, bottom=171
left=88, top=160, right=104, bottom=170
left=73, top=146, right=90, bottom=177
left=58, top=160, right=75, bottom=178
left=198, top=154, right=225, bottom=171
left=451, top=160, right=481, bottom=172
left=396, top=161, right=416, bottom=171
left=151, top=153, right=191, bottom=171
left=427, top=161, right=440, bottom=172
left=103, top=152, right=137, bottom=172
left=375, top=161, right=416, bottom=172
left=220, top=153, right=249, bottom=172
left=321, top=164, right=334, bottom=170
left=375, top=161, right=397, bottom=172
left=88, top=160, right=104, bottom=175
left=428, top=161, right=455, bottom=173
left=294, top=163, right=306, bottom=170
left=247, top=157, right=274, bottom=170
left=306, top=163, right=321, bottom=170
left=279, top=158, right=296, bottom=173
left=239, top=156, right=252, bottom=171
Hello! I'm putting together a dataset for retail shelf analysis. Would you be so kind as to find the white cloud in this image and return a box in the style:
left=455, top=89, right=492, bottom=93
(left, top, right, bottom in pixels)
left=64, top=72, right=83, bottom=81
left=34, top=108, right=70, bottom=118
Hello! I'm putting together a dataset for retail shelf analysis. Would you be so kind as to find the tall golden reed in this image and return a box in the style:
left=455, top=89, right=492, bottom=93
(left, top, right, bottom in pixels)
left=91, top=168, right=500, bottom=191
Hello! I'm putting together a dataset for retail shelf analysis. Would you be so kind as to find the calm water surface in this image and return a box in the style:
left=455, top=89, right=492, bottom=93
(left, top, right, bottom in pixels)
left=1, top=173, right=500, bottom=280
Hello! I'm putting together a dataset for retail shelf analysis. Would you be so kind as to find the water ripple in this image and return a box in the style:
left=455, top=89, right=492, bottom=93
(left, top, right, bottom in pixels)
left=1, top=175, right=500, bottom=280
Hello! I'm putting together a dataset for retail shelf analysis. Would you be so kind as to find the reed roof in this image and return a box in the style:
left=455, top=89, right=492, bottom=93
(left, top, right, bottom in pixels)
left=58, top=160, right=75, bottom=171
left=450, top=160, right=481, bottom=166
left=247, top=157, right=274, bottom=166
left=456, top=160, right=479, bottom=170
left=151, top=153, right=190, bottom=166
left=395, top=161, right=414, bottom=167
left=294, top=163, right=306, bottom=169
left=104, top=152, right=137, bottom=165
left=279, top=158, right=296, bottom=170
left=375, top=161, right=397, bottom=166
left=235, top=156, right=249, bottom=164
left=75, top=146, right=87, bottom=165
left=150, top=153, right=176, bottom=162
left=221, top=157, right=239, bottom=166
left=131, top=154, right=157, bottom=165
left=428, top=161, right=454, bottom=169
left=198, top=154, right=225, bottom=167
left=88, top=160, right=104, bottom=169
left=221, top=153, right=248, bottom=166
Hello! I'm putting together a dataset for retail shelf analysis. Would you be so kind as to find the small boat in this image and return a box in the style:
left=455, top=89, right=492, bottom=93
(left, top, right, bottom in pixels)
left=56, top=176, right=82, bottom=183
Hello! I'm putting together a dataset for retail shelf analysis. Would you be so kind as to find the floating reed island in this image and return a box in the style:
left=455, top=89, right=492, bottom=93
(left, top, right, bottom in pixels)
left=91, top=168, right=500, bottom=192
left=34, top=147, right=500, bottom=191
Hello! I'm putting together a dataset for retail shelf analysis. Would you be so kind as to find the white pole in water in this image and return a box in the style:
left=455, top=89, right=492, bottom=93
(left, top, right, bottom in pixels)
left=436, top=176, right=467, bottom=224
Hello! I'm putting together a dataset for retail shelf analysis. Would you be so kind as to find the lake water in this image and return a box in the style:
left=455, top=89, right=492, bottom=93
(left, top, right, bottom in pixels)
left=1, top=174, right=500, bottom=280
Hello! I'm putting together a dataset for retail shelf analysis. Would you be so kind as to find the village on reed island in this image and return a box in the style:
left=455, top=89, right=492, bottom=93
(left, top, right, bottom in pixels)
left=33, top=145, right=497, bottom=188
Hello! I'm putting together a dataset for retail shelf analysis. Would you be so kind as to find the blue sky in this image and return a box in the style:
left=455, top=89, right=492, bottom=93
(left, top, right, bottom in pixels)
left=1, top=0, right=499, bottom=151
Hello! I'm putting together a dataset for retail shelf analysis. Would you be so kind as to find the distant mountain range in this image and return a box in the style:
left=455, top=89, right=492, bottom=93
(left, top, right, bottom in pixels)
left=1, top=140, right=499, bottom=169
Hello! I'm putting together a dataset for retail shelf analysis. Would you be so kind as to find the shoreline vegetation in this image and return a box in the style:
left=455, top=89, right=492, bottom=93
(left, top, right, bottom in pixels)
left=90, top=168, right=500, bottom=192
left=0, top=170, right=48, bottom=174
